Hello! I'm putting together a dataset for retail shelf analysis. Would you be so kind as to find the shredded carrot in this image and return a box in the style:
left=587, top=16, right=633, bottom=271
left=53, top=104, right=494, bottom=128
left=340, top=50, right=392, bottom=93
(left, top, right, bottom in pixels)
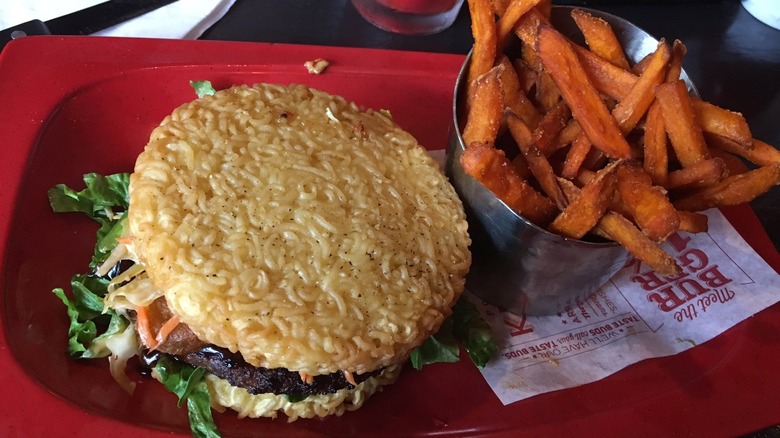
left=116, top=236, right=133, bottom=245
left=134, top=306, right=155, bottom=349
left=154, top=315, right=181, bottom=349
left=342, top=371, right=357, bottom=387
left=135, top=306, right=180, bottom=351
left=299, top=371, right=314, bottom=384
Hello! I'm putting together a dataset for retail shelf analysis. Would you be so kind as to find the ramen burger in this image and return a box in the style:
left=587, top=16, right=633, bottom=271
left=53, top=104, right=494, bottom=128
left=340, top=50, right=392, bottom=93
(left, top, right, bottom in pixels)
left=104, top=83, right=471, bottom=420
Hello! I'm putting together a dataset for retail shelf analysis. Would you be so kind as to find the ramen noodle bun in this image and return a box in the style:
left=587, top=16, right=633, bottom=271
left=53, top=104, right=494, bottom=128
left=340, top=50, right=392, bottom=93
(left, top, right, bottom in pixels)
left=202, top=364, right=404, bottom=421
left=128, top=84, right=471, bottom=386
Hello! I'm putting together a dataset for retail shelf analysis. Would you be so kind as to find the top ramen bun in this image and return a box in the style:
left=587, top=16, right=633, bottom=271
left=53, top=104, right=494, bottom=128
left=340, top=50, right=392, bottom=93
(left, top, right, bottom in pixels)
left=105, top=83, right=472, bottom=420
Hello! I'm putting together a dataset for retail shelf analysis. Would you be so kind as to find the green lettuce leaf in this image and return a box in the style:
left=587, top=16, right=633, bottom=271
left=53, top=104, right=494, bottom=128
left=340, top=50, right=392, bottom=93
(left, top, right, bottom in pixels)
left=85, top=310, right=130, bottom=359
left=410, top=317, right=460, bottom=370
left=48, top=173, right=130, bottom=268
left=190, top=80, right=216, bottom=98
left=90, top=212, right=126, bottom=269
left=50, top=171, right=222, bottom=435
left=155, top=357, right=221, bottom=438
left=410, top=295, right=498, bottom=370
left=284, top=393, right=308, bottom=403
left=52, top=274, right=125, bottom=358
left=70, top=274, right=109, bottom=318
left=451, top=296, right=498, bottom=368
left=48, top=172, right=130, bottom=217
left=50, top=173, right=132, bottom=357
left=53, top=287, right=98, bottom=357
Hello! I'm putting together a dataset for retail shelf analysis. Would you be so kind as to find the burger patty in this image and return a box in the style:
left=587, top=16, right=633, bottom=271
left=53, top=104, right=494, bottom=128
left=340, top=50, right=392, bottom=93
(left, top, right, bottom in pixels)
left=137, top=296, right=381, bottom=397
left=182, top=346, right=382, bottom=396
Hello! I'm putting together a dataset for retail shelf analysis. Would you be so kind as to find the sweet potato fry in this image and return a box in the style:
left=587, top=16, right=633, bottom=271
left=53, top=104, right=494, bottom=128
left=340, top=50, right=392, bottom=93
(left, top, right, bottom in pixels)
left=521, top=40, right=543, bottom=72
left=511, top=148, right=531, bottom=180
left=691, top=99, right=753, bottom=149
left=674, top=163, right=780, bottom=211
left=612, top=40, right=670, bottom=134
left=496, top=0, right=542, bottom=49
left=531, top=99, right=570, bottom=155
left=559, top=177, right=681, bottom=275
left=558, top=179, right=624, bottom=240
left=561, top=40, right=667, bottom=181
left=505, top=108, right=533, bottom=146
left=562, top=131, right=591, bottom=179
left=514, top=6, right=550, bottom=47
left=506, top=110, right=567, bottom=209
left=596, top=211, right=680, bottom=275
left=581, top=52, right=752, bottom=149
left=467, top=0, right=498, bottom=88
left=463, top=64, right=505, bottom=147
left=573, top=44, right=637, bottom=101
left=563, top=43, right=665, bottom=182
left=506, top=120, right=547, bottom=181
left=549, top=161, right=619, bottom=239
left=708, top=147, right=749, bottom=176
left=535, top=0, right=552, bottom=18
left=618, top=83, right=751, bottom=152
left=552, top=119, right=581, bottom=150
left=460, top=141, right=557, bottom=225
left=557, top=176, right=582, bottom=197
left=512, top=58, right=538, bottom=94
left=490, top=0, right=511, bottom=14
left=582, top=148, right=607, bottom=171
left=564, top=41, right=668, bottom=179
left=497, top=56, right=542, bottom=128
left=575, top=47, right=751, bottom=147
left=632, top=52, right=652, bottom=75
left=571, top=9, right=630, bottom=70
left=643, top=101, right=669, bottom=185
left=572, top=168, right=596, bottom=187
left=654, top=80, right=710, bottom=167
left=535, top=71, right=561, bottom=112
left=665, top=157, right=727, bottom=191
left=537, top=25, right=632, bottom=159
left=677, top=211, right=708, bottom=234
left=665, top=39, right=687, bottom=83
left=707, top=135, right=780, bottom=166
left=616, top=162, right=680, bottom=242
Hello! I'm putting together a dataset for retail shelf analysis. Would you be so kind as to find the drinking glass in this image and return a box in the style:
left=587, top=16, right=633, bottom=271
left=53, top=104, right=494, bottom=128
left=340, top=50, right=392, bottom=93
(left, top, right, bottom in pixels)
left=351, top=0, right=464, bottom=35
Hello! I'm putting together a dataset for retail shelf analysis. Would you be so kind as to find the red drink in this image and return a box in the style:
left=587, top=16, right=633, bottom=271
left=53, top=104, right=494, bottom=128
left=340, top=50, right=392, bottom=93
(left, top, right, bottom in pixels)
left=352, top=0, right=464, bottom=35
left=375, top=0, right=462, bottom=15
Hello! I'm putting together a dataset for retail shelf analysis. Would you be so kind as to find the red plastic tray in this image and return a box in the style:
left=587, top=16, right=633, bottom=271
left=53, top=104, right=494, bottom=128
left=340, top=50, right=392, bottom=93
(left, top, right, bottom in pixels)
left=1, top=36, right=779, bottom=437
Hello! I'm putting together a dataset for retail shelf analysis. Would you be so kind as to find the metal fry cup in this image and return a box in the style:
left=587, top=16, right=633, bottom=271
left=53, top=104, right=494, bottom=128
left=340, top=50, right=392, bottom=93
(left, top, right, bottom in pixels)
left=446, top=142, right=628, bottom=316
left=446, top=6, right=698, bottom=316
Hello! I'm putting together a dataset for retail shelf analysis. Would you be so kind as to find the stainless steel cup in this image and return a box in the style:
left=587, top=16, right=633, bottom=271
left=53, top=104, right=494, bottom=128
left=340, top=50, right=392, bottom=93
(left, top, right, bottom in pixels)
left=447, top=136, right=628, bottom=317
left=446, top=6, right=698, bottom=316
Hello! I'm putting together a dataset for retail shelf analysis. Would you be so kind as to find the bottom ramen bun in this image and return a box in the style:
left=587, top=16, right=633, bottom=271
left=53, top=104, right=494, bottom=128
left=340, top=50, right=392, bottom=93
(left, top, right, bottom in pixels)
left=111, top=83, right=471, bottom=419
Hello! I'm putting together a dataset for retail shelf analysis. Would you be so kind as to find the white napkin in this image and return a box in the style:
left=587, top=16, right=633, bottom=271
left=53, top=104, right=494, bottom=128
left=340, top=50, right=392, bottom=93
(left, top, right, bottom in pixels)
left=742, top=0, right=780, bottom=30
left=0, top=0, right=236, bottom=40
left=475, top=208, right=780, bottom=405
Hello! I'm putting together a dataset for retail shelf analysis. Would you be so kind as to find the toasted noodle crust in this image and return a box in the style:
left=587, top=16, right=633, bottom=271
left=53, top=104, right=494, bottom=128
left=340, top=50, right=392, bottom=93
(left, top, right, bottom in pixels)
left=204, top=365, right=402, bottom=421
left=128, top=84, right=471, bottom=375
